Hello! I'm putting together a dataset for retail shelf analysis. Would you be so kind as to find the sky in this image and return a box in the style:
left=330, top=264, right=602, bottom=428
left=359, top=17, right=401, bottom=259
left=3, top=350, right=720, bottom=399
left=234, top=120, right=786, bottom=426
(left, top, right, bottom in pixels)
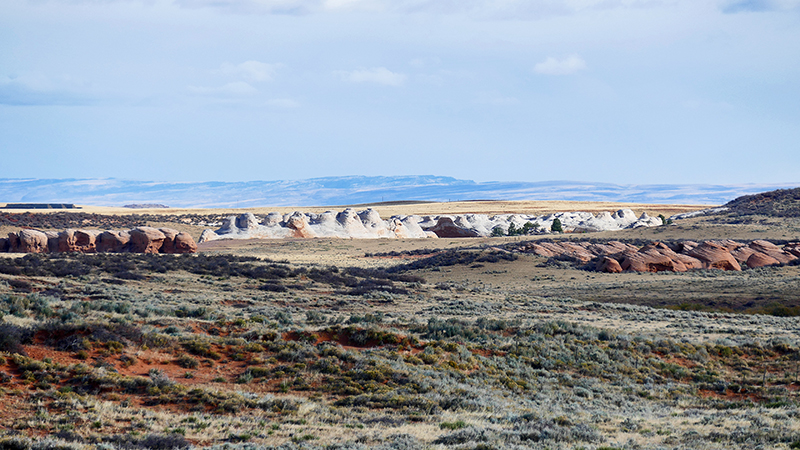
left=1, top=0, right=799, bottom=185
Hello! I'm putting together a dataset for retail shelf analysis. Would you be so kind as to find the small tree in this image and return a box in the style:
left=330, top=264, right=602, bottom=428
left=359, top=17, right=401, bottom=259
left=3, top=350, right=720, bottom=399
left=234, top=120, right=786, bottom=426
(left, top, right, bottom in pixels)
left=490, top=226, right=506, bottom=237
left=507, top=223, right=518, bottom=236
left=658, top=214, right=673, bottom=226
left=521, top=222, right=540, bottom=235
left=550, top=218, right=563, bottom=233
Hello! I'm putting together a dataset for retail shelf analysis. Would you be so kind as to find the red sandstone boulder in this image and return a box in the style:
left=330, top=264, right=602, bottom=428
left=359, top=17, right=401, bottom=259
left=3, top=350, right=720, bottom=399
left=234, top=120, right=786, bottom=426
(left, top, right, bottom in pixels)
left=642, top=242, right=704, bottom=271
left=717, top=239, right=745, bottom=252
left=129, top=227, right=167, bottom=253
left=172, top=233, right=197, bottom=254
left=746, top=252, right=781, bottom=268
left=749, top=240, right=797, bottom=264
left=58, top=229, right=100, bottom=253
left=687, top=242, right=741, bottom=271
left=785, top=243, right=800, bottom=258
left=587, top=241, right=637, bottom=256
left=620, top=248, right=680, bottom=272
left=159, top=228, right=180, bottom=253
left=556, top=241, right=596, bottom=263
left=597, top=256, right=623, bottom=273
left=537, top=242, right=570, bottom=256
left=526, top=243, right=556, bottom=257
left=425, top=217, right=479, bottom=238
left=730, top=246, right=758, bottom=264
left=15, top=229, right=49, bottom=253
left=97, top=230, right=131, bottom=252
left=158, top=228, right=197, bottom=254
left=678, top=241, right=700, bottom=253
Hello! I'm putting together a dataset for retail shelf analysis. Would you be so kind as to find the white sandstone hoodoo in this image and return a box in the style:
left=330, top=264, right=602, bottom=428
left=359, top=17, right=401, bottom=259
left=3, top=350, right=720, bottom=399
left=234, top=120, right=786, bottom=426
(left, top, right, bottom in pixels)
left=198, top=208, right=667, bottom=242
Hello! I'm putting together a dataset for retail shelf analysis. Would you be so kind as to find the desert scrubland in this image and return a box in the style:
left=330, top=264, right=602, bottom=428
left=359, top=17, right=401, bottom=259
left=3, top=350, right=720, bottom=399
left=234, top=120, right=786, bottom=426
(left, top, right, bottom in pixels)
left=1, top=193, right=800, bottom=449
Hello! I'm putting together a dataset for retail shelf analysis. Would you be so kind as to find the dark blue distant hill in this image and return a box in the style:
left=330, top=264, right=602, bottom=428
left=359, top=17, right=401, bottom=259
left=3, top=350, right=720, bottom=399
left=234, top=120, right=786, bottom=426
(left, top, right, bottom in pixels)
left=0, top=177, right=797, bottom=208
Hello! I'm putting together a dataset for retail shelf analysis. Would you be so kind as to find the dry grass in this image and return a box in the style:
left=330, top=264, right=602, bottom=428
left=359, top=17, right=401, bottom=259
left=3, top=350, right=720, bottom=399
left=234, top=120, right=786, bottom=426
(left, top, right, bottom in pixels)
left=2, top=199, right=709, bottom=217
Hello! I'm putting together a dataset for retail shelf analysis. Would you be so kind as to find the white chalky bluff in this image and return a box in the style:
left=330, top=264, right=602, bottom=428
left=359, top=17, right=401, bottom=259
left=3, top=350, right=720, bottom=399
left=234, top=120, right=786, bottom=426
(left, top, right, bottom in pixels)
left=197, top=208, right=665, bottom=242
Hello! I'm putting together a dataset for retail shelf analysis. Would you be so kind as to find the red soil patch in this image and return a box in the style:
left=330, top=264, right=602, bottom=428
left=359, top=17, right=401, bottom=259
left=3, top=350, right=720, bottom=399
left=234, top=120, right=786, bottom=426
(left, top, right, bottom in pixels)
left=663, top=356, right=699, bottom=369
left=698, top=388, right=763, bottom=403
left=470, top=348, right=506, bottom=358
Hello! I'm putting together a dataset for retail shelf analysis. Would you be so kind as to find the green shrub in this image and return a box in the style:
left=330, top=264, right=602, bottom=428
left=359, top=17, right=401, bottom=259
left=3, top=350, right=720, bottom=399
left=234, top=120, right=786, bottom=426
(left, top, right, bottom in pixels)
left=440, top=420, right=467, bottom=430
left=176, top=355, right=199, bottom=369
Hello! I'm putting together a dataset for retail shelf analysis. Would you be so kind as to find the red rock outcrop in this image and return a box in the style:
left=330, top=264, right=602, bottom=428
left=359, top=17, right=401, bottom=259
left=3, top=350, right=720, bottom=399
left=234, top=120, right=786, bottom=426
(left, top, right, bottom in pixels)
left=520, top=239, right=800, bottom=273
left=556, top=241, right=596, bottom=263
left=749, top=240, right=796, bottom=264
left=596, top=256, right=623, bottom=273
left=96, top=230, right=131, bottom=252
left=14, top=229, right=49, bottom=253
left=3, top=227, right=197, bottom=254
left=129, top=227, right=167, bottom=253
left=687, top=242, right=742, bottom=271
left=424, top=218, right=480, bottom=238
left=730, top=246, right=758, bottom=264
left=57, top=229, right=101, bottom=253
left=159, top=229, right=197, bottom=254
left=587, top=241, right=638, bottom=256
left=746, top=252, right=781, bottom=268
left=786, top=243, right=800, bottom=258
left=618, top=242, right=704, bottom=272
left=620, top=248, right=680, bottom=272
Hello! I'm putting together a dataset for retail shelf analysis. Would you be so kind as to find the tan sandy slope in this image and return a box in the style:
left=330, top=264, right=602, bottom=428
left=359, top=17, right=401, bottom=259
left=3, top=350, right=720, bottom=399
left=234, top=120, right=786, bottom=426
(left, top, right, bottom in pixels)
left=0, top=200, right=710, bottom=217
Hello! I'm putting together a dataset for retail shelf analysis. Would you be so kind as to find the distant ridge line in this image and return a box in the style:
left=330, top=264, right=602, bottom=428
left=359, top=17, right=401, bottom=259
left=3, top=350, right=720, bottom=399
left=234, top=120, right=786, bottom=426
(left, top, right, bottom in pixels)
left=0, top=177, right=797, bottom=208
left=3, top=203, right=79, bottom=209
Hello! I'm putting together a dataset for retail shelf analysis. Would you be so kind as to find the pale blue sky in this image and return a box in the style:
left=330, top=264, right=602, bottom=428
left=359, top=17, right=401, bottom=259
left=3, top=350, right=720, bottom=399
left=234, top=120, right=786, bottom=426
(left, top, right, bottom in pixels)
left=1, top=0, right=799, bottom=185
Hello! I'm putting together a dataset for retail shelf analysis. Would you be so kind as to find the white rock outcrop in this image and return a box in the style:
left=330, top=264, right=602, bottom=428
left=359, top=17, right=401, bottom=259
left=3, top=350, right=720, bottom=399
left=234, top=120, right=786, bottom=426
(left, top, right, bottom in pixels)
left=198, top=208, right=666, bottom=242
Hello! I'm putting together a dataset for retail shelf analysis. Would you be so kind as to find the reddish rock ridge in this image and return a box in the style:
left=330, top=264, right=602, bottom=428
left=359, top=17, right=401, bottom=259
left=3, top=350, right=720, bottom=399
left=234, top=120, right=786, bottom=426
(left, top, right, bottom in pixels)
left=517, top=239, right=799, bottom=273
left=1, top=227, right=196, bottom=254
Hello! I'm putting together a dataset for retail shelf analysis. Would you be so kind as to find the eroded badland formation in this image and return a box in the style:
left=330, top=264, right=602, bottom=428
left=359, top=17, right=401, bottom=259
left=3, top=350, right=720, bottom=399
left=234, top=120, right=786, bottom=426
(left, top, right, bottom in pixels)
left=1, top=188, right=800, bottom=449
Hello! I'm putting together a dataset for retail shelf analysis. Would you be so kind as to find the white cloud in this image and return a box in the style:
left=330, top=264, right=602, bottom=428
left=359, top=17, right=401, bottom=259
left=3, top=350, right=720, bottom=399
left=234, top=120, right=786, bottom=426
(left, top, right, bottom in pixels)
left=336, top=67, right=407, bottom=86
left=218, top=61, right=281, bottom=82
left=187, top=81, right=259, bottom=96
left=533, top=55, right=587, bottom=75
left=267, top=98, right=301, bottom=108
left=0, top=73, right=94, bottom=106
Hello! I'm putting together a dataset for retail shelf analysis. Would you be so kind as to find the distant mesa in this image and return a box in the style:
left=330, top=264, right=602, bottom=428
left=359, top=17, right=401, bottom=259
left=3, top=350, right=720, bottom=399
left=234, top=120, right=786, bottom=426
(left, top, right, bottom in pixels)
left=198, top=207, right=665, bottom=242
left=1, top=227, right=197, bottom=254
left=123, top=204, right=170, bottom=209
left=2, top=203, right=79, bottom=209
